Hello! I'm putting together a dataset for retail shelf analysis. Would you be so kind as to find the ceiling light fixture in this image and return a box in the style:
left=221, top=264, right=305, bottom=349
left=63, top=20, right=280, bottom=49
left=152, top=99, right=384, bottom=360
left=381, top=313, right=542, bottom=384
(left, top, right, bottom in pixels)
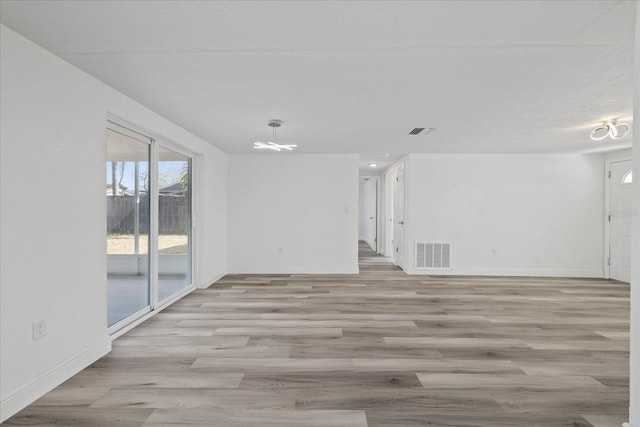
left=369, top=163, right=377, bottom=168
left=253, top=120, right=297, bottom=152
left=590, top=119, right=630, bottom=141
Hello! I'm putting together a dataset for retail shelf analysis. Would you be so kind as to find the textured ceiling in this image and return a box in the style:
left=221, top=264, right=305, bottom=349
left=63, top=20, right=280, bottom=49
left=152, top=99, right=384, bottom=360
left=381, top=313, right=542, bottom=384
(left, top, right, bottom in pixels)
left=0, top=0, right=635, bottom=170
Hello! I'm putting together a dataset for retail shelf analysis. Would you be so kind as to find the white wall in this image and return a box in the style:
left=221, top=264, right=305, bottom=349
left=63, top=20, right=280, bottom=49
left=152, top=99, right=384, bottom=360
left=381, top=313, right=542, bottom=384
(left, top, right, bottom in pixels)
left=228, top=154, right=359, bottom=274
left=0, top=25, right=227, bottom=421
left=605, top=148, right=633, bottom=162
left=627, top=3, right=639, bottom=426
left=196, top=144, right=228, bottom=287
left=403, top=154, right=604, bottom=277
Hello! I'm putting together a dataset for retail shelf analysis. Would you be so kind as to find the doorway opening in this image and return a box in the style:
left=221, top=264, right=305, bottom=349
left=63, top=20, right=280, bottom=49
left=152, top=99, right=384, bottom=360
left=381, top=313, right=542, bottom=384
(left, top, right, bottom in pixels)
left=359, top=176, right=378, bottom=252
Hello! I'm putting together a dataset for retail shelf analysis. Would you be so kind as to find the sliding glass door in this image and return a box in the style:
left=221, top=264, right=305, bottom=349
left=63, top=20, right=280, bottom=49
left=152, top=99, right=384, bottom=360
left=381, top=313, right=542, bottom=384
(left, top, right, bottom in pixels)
left=158, top=146, right=192, bottom=301
left=106, top=127, right=151, bottom=327
left=106, top=121, right=194, bottom=330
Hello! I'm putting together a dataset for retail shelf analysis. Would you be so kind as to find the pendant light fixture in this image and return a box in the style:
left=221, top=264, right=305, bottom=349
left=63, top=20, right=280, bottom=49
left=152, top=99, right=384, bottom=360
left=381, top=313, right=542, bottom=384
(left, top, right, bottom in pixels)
left=253, top=120, right=297, bottom=151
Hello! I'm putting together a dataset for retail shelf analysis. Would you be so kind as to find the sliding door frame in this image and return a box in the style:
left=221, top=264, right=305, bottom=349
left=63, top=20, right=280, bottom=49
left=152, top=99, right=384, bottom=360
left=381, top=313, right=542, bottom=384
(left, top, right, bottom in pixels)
left=156, top=141, right=197, bottom=305
left=106, top=118, right=197, bottom=336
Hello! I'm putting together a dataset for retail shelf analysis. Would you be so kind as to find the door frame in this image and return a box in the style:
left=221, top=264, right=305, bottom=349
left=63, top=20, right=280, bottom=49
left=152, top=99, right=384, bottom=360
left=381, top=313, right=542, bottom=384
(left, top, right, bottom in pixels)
left=106, top=120, right=155, bottom=334
left=393, top=161, right=405, bottom=269
left=359, top=174, right=382, bottom=253
left=383, top=168, right=395, bottom=257
left=604, top=157, right=632, bottom=279
left=106, top=117, right=197, bottom=336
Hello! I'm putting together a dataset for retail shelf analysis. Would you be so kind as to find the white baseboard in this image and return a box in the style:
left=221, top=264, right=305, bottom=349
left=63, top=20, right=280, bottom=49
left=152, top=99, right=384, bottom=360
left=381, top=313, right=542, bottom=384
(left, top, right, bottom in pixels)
left=0, top=337, right=111, bottom=423
left=197, top=271, right=227, bottom=288
left=405, top=267, right=604, bottom=278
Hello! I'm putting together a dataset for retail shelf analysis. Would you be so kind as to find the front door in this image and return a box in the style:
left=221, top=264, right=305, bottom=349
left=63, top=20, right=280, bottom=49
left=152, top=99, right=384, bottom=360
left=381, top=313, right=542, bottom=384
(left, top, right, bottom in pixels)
left=609, top=159, right=632, bottom=282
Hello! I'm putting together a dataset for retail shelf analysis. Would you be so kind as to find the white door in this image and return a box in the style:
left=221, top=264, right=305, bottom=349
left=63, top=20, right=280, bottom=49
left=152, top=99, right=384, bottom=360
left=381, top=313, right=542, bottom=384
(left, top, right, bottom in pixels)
left=363, top=178, right=378, bottom=251
left=609, top=160, right=633, bottom=282
left=394, top=163, right=405, bottom=269
left=385, top=169, right=395, bottom=257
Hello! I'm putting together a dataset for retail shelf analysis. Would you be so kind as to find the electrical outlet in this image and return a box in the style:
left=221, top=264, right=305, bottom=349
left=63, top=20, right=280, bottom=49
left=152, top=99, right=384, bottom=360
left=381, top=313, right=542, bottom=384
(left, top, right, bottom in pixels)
left=32, top=319, right=47, bottom=341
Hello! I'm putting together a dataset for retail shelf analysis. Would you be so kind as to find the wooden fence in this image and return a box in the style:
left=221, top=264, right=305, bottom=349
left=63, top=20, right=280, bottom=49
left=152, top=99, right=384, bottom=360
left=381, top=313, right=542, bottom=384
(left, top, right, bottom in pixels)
left=107, top=195, right=189, bottom=234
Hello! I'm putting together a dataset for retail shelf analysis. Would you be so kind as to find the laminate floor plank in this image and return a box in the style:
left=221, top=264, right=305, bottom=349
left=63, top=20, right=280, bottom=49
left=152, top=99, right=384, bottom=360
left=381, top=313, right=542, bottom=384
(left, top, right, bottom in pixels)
left=416, top=373, right=606, bottom=389
left=191, top=357, right=356, bottom=371
left=4, top=242, right=630, bottom=426
left=383, top=336, right=529, bottom=348
left=238, top=371, right=424, bottom=389
left=288, top=341, right=443, bottom=359
left=212, top=327, right=344, bottom=337
left=364, top=411, right=595, bottom=427
left=142, top=409, right=368, bottom=427
left=351, top=358, right=521, bottom=374
left=177, top=319, right=417, bottom=328
left=113, top=335, right=250, bottom=348
left=2, top=407, right=154, bottom=427
left=293, top=386, right=505, bottom=413
left=89, top=388, right=297, bottom=410
left=60, top=371, right=245, bottom=389
left=30, top=386, right=113, bottom=407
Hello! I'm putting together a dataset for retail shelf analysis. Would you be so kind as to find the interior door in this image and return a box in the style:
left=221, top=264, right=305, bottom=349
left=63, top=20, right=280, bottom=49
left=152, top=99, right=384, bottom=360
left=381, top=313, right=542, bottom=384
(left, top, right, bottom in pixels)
left=394, top=163, right=405, bottom=269
left=385, top=170, right=395, bottom=256
left=609, top=160, right=632, bottom=282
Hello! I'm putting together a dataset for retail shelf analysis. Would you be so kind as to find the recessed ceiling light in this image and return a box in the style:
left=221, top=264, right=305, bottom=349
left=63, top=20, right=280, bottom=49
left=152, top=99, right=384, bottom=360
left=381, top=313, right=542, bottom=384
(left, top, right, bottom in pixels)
left=369, top=163, right=377, bottom=167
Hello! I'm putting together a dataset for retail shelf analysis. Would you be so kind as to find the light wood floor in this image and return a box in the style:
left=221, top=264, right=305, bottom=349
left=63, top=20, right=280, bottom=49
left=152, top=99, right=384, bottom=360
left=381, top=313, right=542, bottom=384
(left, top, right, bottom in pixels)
left=4, top=242, right=630, bottom=426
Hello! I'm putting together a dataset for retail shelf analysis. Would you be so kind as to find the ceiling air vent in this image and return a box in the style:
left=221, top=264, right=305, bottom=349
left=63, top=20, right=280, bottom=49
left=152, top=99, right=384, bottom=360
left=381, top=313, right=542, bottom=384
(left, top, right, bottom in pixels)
left=408, top=127, right=436, bottom=136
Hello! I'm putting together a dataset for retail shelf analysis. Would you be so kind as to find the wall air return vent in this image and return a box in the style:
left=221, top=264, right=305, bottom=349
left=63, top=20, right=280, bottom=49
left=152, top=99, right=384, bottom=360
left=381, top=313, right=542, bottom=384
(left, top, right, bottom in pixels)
left=408, top=127, right=436, bottom=136
left=416, top=242, right=451, bottom=269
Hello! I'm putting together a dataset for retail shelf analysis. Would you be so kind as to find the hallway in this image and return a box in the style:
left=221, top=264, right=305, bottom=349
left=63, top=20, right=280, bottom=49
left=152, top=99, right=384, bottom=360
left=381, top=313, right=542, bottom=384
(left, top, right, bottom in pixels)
left=357, top=240, right=399, bottom=269
left=5, top=247, right=630, bottom=426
